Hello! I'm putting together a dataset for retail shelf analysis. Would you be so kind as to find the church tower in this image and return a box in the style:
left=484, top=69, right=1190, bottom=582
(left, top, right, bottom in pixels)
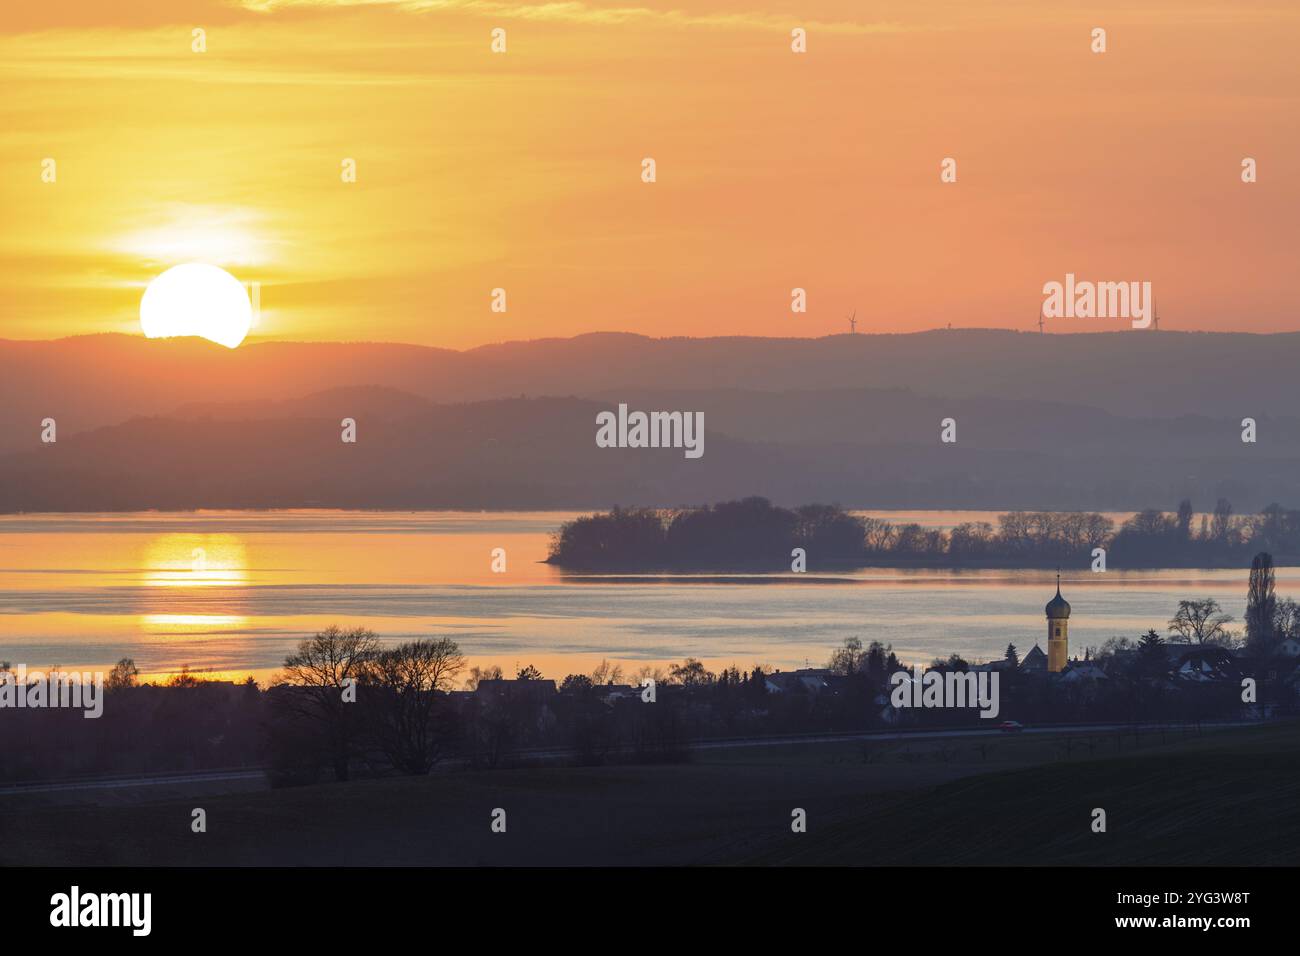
left=1045, top=573, right=1070, bottom=672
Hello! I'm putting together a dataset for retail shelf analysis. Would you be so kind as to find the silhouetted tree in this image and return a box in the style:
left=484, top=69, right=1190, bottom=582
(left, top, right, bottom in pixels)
left=106, top=658, right=139, bottom=692
left=796, top=503, right=868, bottom=561
left=865, top=641, right=889, bottom=682
left=827, top=636, right=866, bottom=675
left=1246, top=552, right=1278, bottom=655
left=861, top=517, right=896, bottom=552
left=363, top=638, right=465, bottom=775
left=669, top=658, right=714, bottom=687
left=1275, top=598, right=1300, bottom=642
left=560, top=674, right=595, bottom=696
left=1137, top=629, right=1167, bottom=678
left=590, top=659, right=624, bottom=686
left=464, top=664, right=502, bottom=691
left=1176, top=499, right=1194, bottom=541
left=167, top=665, right=204, bottom=688
left=1168, top=599, right=1234, bottom=646
left=1211, top=498, right=1234, bottom=544
left=277, top=626, right=379, bottom=781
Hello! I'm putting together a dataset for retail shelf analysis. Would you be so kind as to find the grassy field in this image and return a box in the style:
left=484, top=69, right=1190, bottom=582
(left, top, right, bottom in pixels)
left=3, top=722, right=1296, bottom=866
left=750, top=721, right=1300, bottom=865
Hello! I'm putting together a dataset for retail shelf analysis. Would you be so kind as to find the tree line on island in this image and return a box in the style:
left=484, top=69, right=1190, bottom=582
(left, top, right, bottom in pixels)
left=546, top=496, right=1300, bottom=570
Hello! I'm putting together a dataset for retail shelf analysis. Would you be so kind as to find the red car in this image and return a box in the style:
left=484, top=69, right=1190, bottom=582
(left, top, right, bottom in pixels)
left=997, top=720, right=1024, bottom=732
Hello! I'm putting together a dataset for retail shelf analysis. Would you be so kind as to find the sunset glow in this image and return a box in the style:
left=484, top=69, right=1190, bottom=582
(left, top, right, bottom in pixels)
left=3, top=0, right=1298, bottom=347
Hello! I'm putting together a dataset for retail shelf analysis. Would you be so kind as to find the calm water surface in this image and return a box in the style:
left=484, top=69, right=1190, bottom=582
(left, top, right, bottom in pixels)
left=0, top=511, right=1287, bottom=682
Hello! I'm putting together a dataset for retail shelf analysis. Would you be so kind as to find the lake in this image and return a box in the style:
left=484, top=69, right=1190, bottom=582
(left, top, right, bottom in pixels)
left=0, top=511, right=1288, bottom=683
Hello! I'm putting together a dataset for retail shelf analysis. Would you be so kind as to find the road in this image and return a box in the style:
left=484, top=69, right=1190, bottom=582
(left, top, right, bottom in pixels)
left=0, top=768, right=266, bottom=798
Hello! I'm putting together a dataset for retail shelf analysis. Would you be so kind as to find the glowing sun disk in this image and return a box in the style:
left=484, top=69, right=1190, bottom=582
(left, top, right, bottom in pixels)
left=140, top=263, right=252, bottom=348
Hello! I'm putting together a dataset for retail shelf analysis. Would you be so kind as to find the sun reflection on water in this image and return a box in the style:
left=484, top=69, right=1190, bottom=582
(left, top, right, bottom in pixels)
left=141, top=534, right=249, bottom=588
left=137, top=534, right=250, bottom=631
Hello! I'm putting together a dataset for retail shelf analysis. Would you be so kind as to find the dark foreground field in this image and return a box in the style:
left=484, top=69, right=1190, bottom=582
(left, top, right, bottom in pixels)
left=3, top=722, right=1297, bottom=866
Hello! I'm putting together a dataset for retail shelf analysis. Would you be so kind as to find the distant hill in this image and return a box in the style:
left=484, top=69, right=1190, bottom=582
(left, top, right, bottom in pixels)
left=0, top=394, right=764, bottom=510
left=1, top=330, right=1298, bottom=510
left=172, top=386, right=435, bottom=422
left=1, top=386, right=1298, bottom=511
left=4, top=329, right=1300, bottom=446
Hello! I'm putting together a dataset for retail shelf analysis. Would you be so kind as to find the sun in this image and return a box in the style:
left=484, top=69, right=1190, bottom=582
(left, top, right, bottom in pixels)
left=140, top=263, right=252, bottom=349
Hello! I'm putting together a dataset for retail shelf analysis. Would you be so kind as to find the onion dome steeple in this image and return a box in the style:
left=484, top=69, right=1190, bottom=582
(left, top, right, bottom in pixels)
left=1045, top=572, right=1071, bottom=619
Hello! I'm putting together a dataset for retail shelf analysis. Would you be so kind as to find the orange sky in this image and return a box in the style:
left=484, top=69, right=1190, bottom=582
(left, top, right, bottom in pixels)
left=3, top=0, right=1298, bottom=347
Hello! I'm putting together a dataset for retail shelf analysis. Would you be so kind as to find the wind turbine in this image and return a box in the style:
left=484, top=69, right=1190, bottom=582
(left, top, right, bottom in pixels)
left=1037, top=303, right=1045, bottom=334
left=847, top=309, right=857, bottom=334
